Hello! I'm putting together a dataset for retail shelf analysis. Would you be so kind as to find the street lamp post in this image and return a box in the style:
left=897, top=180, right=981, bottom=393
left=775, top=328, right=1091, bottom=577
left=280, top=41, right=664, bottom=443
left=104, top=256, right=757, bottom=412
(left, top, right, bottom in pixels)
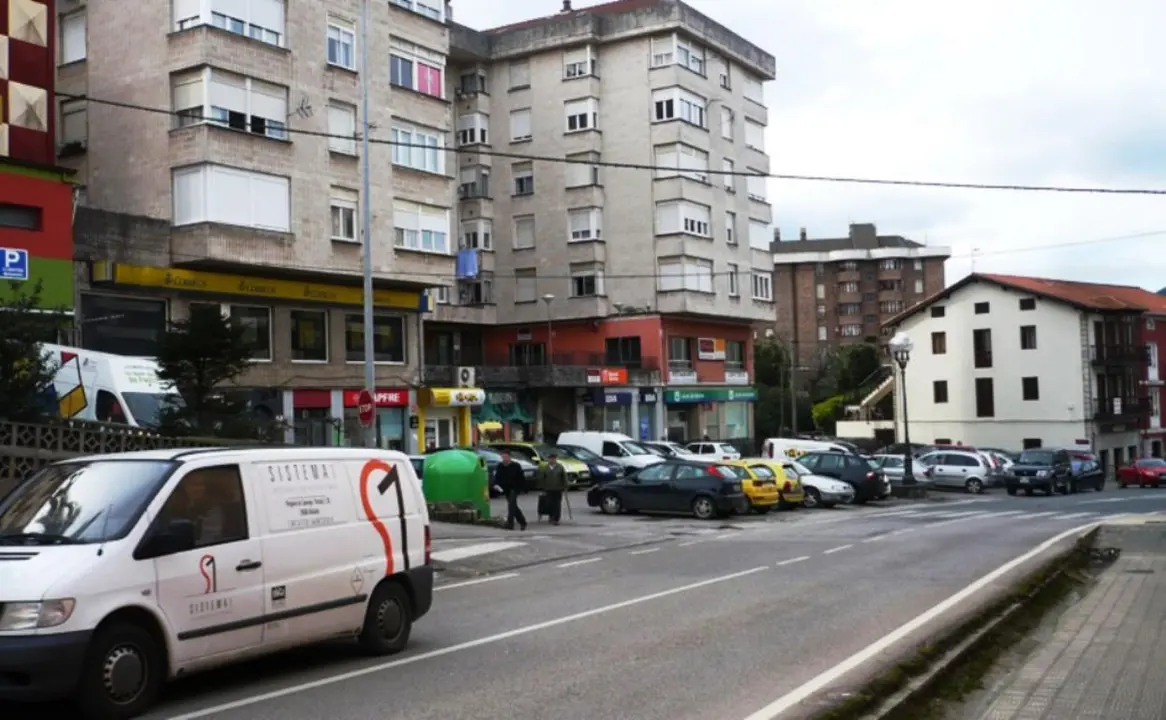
left=889, top=332, right=916, bottom=485
left=541, top=294, right=555, bottom=370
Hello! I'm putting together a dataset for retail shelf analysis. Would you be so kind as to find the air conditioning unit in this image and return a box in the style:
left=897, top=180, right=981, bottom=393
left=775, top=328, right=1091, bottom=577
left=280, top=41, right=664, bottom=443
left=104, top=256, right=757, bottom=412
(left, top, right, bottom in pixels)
left=456, top=366, right=476, bottom=388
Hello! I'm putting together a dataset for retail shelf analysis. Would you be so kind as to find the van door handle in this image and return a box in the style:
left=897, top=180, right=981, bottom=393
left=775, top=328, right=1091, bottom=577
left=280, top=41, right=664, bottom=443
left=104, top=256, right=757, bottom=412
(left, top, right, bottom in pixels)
left=236, top=560, right=262, bottom=572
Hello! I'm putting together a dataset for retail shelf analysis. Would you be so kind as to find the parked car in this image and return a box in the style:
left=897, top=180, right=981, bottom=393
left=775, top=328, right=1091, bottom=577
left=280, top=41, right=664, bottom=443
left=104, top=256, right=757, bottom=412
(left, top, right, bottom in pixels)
left=555, top=431, right=663, bottom=471
left=642, top=441, right=693, bottom=458
left=916, top=450, right=1001, bottom=494
left=686, top=441, right=742, bottom=460
left=1004, top=448, right=1072, bottom=495
left=585, top=459, right=750, bottom=519
left=487, top=442, right=591, bottom=487
left=1117, top=457, right=1166, bottom=488
left=720, top=460, right=780, bottom=513
left=869, top=454, right=932, bottom=485
left=555, top=444, right=624, bottom=484
left=796, top=451, right=888, bottom=503
left=781, top=460, right=855, bottom=508
left=476, top=448, right=539, bottom=496
left=1066, top=450, right=1105, bottom=491
left=873, top=442, right=929, bottom=457
left=741, top=458, right=806, bottom=509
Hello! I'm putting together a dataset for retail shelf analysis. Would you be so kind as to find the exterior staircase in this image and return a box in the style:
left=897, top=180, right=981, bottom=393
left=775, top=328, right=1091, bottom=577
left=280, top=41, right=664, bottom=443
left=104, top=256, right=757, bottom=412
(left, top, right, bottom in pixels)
left=844, top=365, right=894, bottom=420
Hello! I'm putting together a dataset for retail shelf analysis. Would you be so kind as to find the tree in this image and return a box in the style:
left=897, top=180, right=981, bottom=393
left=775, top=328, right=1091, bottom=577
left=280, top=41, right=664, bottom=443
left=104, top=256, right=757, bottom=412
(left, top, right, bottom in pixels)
left=155, top=306, right=255, bottom=437
left=0, top=280, right=69, bottom=422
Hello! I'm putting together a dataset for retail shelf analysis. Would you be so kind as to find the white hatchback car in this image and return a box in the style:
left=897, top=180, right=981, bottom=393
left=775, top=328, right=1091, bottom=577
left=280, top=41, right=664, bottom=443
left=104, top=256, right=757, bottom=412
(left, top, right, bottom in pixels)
left=783, top=460, right=856, bottom=508
left=685, top=442, right=742, bottom=460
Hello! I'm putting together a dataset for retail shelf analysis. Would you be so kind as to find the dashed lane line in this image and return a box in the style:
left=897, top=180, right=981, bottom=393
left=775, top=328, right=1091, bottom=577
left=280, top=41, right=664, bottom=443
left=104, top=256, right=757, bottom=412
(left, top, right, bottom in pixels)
left=557, top=557, right=603, bottom=569
left=823, top=544, right=853, bottom=555
left=628, top=547, right=661, bottom=556
left=777, top=556, right=810, bottom=567
left=434, top=573, right=520, bottom=592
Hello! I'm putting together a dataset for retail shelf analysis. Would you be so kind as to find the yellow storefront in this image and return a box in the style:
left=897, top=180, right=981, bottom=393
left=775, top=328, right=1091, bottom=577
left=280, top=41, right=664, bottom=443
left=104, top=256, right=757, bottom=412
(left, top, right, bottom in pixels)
left=416, top=388, right=485, bottom=450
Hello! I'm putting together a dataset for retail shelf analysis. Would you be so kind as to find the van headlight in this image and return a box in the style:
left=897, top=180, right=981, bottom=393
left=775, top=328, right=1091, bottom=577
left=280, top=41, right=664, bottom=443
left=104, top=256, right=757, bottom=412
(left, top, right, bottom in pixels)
left=0, top=599, right=76, bottom=631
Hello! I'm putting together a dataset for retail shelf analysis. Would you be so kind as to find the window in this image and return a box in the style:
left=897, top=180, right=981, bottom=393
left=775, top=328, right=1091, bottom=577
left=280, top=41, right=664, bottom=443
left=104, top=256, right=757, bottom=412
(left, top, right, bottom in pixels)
left=655, top=200, right=711, bottom=237
left=570, top=263, right=605, bottom=297
left=388, top=0, right=445, bottom=22
left=1019, top=297, right=1037, bottom=311
left=743, top=75, right=764, bottom=105
left=818, top=326, right=827, bottom=341
left=652, top=87, right=706, bottom=128
left=172, top=164, right=290, bottom=232
left=668, top=336, right=693, bottom=366
left=514, top=269, right=537, bottom=303
left=657, top=257, right=713, bottom=293
left=725, top=211, right=737, bottom=244
left=973, top=328, right=992, bottom=368
left=60, top=12, right=86, bottom=64
left=728, top=264, right=740, bottom=296
left=513, top=215, right=535, bottom=250
left=456, top=113, right=488, bottom=146
left=839, top=304, right=860, bottom=315
left=183, top=0, right=284, bottom=45
left=1022, top=377, right=1040, bottom=401
left=744, top=119, right=765, bottom=152
left=879, top=259, right=901, bottom=270
left=565, top=97, right=599, bottom=132
left=839, top=282, right=859, bottom=293
left=171, top=69, right=289, bottom=140
left=290, top=309, right=328, bottom=362
left=840, top=325, right=862, bottom=337
left=461, top=219, right=492, bottom=250
left=752, top=272, right=773, bottom=301
left=1020, top=325, right=1037, bottom=350
left=880, top=300, right=904, bottom=313
left=60, top=100, right=87, bottom=146
left=564, top=46, right=597, bottom=78
left=228, top=305, right=273, bottom=360
left=930, top=306, right=945, bottom=318
left=390, top=37, right=444, bottom=98
left=650, top=35, right=674, bottom=66
left=975, top=377, right=995, bottom=418
left=676, top=37, right=705, bottom=74
left=158, top=466, right=249, bottom=548
left=974, top=301, right=990, bottom=314
left=654, top=143, right=709, bottom=183
left=510, top=108, right=532, bottom=142
left=568, top=207, right=602, bottom=241
left=817, top=304, right=826, bottom=316
left=0, top=204, right=42, bottom=231
left=933, top=380, right=948, bottom=403
left=713, top=52, right=731, bottom=89
left=458, top=166, right=490, bottom=199
left=513, top=162, right=534, bottom=195
left=392, top=200, right=450, bottom=254
left=931, top=332, right=946, bottom=354
left=508, top=59, right=530, bottom=88
left=879, top=279, right=903, bottom=292
left=458, top=70, right=487, bottom=95
left=327, top=20, right=355, bottom=70
left=749, top=220, right=770, bottom=251
left=914, top=279, right=924, bottom=294
left=390, top=121, right=443, bottom=174
left=327, top=103, right=357, bottom=154
left=330, top=187, right=357, bottom=243
left=606, top=337, right=643, bottom=366
left=345, top=315, right=406, bottom=363
left=721, top=107, right=735, bottom=140
left=815, top=284, right=825, bottom=300
left=746, top=170, right=767, bottom=202
left=722, top=159, right=735, bottom=191
left=566, top=152, right=601, bottom=187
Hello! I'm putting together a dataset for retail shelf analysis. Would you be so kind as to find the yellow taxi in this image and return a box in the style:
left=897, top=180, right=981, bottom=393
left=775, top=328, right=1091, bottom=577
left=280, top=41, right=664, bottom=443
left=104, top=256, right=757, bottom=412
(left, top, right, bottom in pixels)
left=721, top=459, right=780, bottom=513
left=744, top=459, right=805, bottom=509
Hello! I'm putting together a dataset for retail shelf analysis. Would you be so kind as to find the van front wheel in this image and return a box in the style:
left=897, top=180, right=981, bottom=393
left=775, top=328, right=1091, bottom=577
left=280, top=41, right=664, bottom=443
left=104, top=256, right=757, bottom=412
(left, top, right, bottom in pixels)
left=75, top=621, right=164, bottom=720
left=359, top=580, right=413, bottom=656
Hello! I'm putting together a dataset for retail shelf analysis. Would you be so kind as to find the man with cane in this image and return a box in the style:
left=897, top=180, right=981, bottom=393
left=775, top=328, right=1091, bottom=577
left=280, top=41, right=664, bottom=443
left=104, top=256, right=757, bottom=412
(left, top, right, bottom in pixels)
left=540, top=451, right=569, bottom=525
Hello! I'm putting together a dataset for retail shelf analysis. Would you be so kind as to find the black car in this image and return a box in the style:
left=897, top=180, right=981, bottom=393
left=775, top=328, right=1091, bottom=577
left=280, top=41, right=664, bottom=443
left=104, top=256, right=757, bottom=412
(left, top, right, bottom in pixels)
left=555, top=444, right=624, bottom=485
left=585, top=459, right=750, bottom=520
left=1006, top=448, right=1073, bottom=495
left=797, top=451, right=889, bottom=503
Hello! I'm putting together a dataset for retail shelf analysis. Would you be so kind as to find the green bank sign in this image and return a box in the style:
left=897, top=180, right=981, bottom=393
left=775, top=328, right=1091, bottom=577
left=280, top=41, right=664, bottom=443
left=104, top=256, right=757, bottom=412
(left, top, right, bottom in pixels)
left=664, top=387, right=757, bottom=404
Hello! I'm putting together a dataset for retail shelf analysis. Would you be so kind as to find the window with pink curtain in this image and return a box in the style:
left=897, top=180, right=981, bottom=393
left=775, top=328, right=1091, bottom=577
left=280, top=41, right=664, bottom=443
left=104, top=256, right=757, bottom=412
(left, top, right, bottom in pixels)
left=417, top=64, right=443, bottom=98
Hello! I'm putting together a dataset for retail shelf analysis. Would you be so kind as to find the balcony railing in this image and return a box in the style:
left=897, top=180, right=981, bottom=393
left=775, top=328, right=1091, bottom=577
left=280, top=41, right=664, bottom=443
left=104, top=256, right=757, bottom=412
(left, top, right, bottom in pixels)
left=973, top=350, right=993, bottom=368
left=1090, top=344, right=1151, bottom=365
left=1093, top=396, right=1152, bottom=420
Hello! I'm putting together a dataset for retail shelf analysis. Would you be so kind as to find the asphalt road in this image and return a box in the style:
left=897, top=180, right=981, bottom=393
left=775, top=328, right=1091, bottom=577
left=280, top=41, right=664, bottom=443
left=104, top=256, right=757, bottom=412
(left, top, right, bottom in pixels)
left=10, top=489, right=1166, bottom=720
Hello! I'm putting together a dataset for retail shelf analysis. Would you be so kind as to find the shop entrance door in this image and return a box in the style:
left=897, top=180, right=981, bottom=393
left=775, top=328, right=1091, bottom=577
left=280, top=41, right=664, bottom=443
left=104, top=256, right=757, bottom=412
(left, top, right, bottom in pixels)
left=425, top=417, right=457, bottom=449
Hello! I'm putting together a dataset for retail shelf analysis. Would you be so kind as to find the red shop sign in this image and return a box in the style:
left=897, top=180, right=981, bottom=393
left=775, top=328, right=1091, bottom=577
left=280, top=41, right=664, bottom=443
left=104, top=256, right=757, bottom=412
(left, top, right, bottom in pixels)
left=342, top=389, right=409, bottom=408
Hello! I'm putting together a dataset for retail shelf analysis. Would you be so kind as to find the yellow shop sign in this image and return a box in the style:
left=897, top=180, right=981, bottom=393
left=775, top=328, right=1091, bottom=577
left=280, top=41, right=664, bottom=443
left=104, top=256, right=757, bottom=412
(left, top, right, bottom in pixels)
left=427, top=388, right=486, bottom=407
left=92, top=262, right=424, bottom=311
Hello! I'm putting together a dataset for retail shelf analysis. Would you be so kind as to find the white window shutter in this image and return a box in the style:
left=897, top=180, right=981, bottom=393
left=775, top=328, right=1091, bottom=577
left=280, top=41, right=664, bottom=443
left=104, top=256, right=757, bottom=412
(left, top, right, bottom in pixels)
left=208, top=73, right=247, bottom=112
left=249, top=80, right=287, bottom=120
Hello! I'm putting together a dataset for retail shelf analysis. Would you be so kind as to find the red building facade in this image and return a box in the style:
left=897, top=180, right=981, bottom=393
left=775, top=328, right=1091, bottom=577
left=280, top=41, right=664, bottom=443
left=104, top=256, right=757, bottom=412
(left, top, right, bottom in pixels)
left=1, top=0, right=57, bottom=165
left=1139, top=312, right=1166, bottom=457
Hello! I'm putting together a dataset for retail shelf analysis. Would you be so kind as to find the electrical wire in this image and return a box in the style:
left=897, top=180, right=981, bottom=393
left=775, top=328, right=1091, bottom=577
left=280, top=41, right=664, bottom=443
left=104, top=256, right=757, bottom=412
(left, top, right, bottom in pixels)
left=57, top=91, right=1166, bottom=195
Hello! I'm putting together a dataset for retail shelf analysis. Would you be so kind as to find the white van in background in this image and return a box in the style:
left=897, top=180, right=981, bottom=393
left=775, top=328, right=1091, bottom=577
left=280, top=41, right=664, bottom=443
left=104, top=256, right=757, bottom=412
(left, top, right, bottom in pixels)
left=42, top=344, right=182, bottom=428
left=763, top=437, right=856, bottom=461
left=556, top=431, right=664, bottom=469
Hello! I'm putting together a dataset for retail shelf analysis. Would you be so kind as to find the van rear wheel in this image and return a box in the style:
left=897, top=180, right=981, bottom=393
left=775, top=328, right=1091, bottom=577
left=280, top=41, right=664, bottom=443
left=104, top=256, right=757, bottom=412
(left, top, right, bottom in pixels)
left=75, top=621, right=164, bottom=720
left=359, top=581, right=413, bottom=656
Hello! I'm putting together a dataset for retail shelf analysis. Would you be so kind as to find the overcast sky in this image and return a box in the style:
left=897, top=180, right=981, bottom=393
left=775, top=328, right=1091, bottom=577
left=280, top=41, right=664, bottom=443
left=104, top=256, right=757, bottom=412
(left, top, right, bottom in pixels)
left=452, top=0, right=1166, bottom=291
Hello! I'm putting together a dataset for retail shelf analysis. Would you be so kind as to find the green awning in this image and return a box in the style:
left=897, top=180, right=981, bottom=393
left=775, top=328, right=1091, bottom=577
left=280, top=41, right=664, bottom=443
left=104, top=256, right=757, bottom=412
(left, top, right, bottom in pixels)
left=501, top=404, right=533, bottom=423
left=472, top=403, right=503, bottom=423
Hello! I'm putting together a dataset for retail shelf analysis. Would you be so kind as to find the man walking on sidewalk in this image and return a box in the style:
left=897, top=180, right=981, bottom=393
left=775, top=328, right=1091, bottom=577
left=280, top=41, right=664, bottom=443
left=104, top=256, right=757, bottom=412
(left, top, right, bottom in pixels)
left=541, top=452, right=568, bottom=525
left=495, top=450, right=527, bottom=531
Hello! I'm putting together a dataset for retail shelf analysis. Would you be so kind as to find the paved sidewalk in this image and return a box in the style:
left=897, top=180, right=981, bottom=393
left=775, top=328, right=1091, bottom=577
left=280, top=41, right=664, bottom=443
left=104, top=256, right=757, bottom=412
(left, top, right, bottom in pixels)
left=976, top=522, right=1166, bottom=720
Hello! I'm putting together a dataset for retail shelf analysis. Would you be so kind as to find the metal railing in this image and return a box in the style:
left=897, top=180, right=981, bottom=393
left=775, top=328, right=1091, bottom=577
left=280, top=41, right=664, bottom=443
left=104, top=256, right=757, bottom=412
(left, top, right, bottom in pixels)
left=1090, top=344, right=1151, bottom=364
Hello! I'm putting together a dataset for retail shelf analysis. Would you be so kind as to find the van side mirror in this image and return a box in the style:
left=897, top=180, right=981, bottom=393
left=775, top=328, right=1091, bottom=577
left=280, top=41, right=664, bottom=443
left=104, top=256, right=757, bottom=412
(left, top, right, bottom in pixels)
left=142, top=519, right=196, bottom=558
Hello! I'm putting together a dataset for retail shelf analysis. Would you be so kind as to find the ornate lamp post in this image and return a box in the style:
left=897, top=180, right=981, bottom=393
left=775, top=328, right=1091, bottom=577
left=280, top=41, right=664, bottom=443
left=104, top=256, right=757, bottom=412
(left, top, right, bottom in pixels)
left=889, top=332, right=916, bottom=485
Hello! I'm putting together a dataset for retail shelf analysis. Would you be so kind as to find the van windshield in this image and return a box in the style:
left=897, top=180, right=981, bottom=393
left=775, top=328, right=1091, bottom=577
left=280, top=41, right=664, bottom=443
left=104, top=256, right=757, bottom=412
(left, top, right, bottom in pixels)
left=122, top=392, right=184, bottom=429
left=0, top=460, right=173, bottom=545
left=621, top=442, right=651, bottom=456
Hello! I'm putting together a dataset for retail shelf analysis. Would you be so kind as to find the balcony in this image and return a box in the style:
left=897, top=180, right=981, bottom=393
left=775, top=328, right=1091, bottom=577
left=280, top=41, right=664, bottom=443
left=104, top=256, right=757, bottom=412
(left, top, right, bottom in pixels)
left=425, top=353, right=662, bottom=388
left=1093, top=396, right=1152, bottom=421
left=973, top=350, right=993, bottom=369
left=1090, top=344, right=1151, bottom=365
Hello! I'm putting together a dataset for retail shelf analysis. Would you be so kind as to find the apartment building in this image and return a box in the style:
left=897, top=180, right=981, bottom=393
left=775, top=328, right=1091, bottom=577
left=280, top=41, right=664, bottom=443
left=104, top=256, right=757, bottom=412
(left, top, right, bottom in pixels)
left=772, top=223, right=950, bottom=366
left=53, top=0, right=471, bottom=450
left=1139, top=313, right=1166, bottom=457
left=428, top=0, right=776, bottom=445
left=883, top=273, right=1166, bottom=475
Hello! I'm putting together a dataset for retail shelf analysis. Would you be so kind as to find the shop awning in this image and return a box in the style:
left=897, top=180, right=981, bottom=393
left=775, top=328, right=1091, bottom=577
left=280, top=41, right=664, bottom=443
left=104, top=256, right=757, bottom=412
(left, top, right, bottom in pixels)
left=476, top=421, right=504, bottom=432
left=473, top=403, right=503, bottom=423
left=502, top=404, right=533, bottom=423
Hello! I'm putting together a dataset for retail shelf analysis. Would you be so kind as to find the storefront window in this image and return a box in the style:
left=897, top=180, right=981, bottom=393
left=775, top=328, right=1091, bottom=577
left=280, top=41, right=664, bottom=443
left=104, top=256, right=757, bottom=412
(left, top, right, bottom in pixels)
left=81, top=294, right=167, bottom=356
left=702, top=404, right=721, bottom=439
left=293, top=408, right=334, bottom=446
left=290, top=309, right=328, bottom=362
left=230, top=305, right=272, bottom=360
left=345, top=314, right=406, bottom=363
left=585, top=405, right=631, bottom=434
left=378, top=407, right=405, bottom=450
left=723, top=402, right=749, bottom=439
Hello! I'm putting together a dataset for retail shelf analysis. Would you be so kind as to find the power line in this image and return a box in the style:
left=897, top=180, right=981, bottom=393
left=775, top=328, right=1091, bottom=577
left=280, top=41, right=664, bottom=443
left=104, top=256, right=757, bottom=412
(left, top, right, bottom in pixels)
left=58, top=91, right=1166, bottom=196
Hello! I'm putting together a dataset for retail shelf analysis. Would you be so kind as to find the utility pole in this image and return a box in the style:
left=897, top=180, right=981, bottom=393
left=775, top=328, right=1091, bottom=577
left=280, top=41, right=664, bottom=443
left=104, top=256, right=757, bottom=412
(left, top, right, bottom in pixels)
left=359, top=0, right=376, bottom=447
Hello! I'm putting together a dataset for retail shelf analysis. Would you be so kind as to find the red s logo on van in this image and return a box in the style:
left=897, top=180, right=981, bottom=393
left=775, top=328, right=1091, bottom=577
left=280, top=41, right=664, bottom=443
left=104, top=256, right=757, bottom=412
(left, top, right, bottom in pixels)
left=199, top=554, right=217, bottom=594
left=359, top=460, right=398, bottom=576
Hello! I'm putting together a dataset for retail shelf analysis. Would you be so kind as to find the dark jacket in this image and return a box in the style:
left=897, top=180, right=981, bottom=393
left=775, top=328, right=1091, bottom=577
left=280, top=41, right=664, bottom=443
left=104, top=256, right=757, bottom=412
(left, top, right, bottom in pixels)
left=494, top=461, right=526, bottom=493
left=541, top=462, right=569, bottom=492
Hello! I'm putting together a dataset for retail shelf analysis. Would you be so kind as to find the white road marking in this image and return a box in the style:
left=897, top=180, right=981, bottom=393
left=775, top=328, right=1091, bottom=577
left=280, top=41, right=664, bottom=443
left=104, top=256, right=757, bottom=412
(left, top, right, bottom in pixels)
left=987, top=510, right=1025, bottom=518
left=167, top=565, right=772, bottom=720
left=739, top=521, right=1102, bottom=720
left=823, top=544, right=853, bottom=555
left=677, top=540, right=704, bottom=547
left=1013, top=511, right=1056, bottom=519
left=862, top=534, right=888, bottom=543
left=628, top=547, right=661, bottom=556
left=891, top=527, right=916, bottom=535
left=434, top=573, right=520, bottom=592
left=868, top=510, right=922, bottom=518
left=1074, top=497, right=1130, bottom=505
left=430, top=541, right=525, bottom=563
left=776, top=556, right=809, bottom=566
left=1052, top=511, right=1100, bottom=520
left=924, top=511, right=993, bottom=529
left=557, top=557, right=603, bottom=569
left=714, top=532, right=739, bottom=541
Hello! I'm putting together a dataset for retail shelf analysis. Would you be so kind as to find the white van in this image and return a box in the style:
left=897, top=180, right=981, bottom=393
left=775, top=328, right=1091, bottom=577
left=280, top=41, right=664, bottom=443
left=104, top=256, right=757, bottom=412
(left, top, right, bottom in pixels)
left=763, top=437, right=856, bottom=461
left=0, top=446, right=433, bottom=719
left=556, top=431, right=663, bottom=469
left=43, top=344, right=183, bottom=428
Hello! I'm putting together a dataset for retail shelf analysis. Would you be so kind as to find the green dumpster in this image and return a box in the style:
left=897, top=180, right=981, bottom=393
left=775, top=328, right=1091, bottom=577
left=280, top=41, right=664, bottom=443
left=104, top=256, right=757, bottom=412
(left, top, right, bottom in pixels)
left=422, top=449, right=490, bottom=518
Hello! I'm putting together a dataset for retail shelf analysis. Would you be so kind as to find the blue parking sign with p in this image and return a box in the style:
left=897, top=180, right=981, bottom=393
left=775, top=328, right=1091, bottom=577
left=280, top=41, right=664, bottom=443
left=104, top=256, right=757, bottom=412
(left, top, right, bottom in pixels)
left=0, top=248, right=29, bottom=281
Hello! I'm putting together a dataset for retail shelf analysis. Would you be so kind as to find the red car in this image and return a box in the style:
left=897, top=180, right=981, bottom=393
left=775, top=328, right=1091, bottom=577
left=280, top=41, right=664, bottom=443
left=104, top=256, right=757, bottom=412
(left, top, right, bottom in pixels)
left=1117, top=458, right=1166, bottom=488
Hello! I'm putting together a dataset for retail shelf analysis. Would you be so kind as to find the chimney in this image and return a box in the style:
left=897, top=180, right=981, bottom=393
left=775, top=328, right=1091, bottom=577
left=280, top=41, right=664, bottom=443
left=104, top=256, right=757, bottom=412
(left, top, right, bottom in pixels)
left=561, top=0, right=572, bottom=11
left=799, top=227, right=807, bottom=241
left=774, top=227, right=781, bottom=242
